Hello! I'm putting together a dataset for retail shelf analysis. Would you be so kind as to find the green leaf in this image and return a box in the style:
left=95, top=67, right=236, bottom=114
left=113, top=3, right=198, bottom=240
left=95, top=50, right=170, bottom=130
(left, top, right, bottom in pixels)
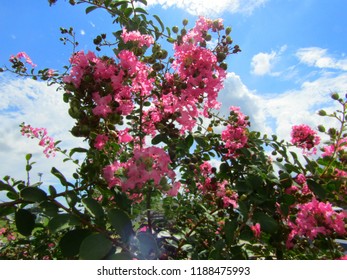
left=137, top=0, right=148, bottom=5
left=66, top=191, right=79, bottom=207
left=82, top=198, right=104, bottom=219
left=59, top=229, right=91, bottom=258
left=79, top=233, right=113, bottom=260
left=20, top=187, right=47, bottom=203
left=104, top=0, right=112, bottom=7
left=85, top=5, right=98, bottom=14
left=153, top=14, right=164, bottom=32
left=51, top=167, right=74, bottom=187
left=307, top=179, right=326, bottom=200
left=69, top=147, right=88, bottom=157
left=124, top=7, right=133, bottom=17
left=15, top=209, right=36, bottom=236
left=0, top=181, right=16, bottom=194
left=136, top=232, right=158, bottom=259
left=194, top=135, right=208, bottom=148
left=108, top=209, right=133, bottom=243
left=0, top=206, right=16, bottom=217
left=151, top=134, right=167, bottom=145
left=48, top=214, right=80, bottom=233
left=39, top=201, right=59, bottom=217
left=253, top=212, right=278, bottom=234
left=224, top=219, right=238, bottom=246
left=49, top=185, right=57, bottom=196
left=184, top=134, right=194, bottom=150
left=134, top=7, right=148, bottom=14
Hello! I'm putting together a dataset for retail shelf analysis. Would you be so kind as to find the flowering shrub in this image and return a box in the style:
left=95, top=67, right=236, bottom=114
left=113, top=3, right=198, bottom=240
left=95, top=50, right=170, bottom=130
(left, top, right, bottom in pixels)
left=0, top=0, right=346, bottom=260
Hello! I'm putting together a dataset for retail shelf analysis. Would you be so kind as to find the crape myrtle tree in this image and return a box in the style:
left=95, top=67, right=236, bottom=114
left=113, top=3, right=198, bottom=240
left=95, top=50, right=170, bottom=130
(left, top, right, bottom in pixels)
left=0, top=0, right=346, bottom=260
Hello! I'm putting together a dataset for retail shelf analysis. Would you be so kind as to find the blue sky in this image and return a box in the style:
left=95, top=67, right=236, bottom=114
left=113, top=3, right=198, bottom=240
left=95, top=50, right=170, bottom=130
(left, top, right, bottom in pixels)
left=1, top=0, right=347, bottom=184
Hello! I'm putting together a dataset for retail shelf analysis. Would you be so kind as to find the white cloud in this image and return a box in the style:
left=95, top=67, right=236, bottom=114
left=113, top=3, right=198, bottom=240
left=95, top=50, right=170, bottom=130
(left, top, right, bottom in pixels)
left=218, top=71, right=346, bottom=143
left=218, top=72, right=271, bottom=134
left=80, top=29, right=86, bottom=36
left=146, top=0, right=268, bottom=16
left=296, top=47, right=347, bottom=71
left=0, top=75, right=86, bottom=186
left=251, top=51, right=277, bottom=76
left=251, top=45, right=287, bottom=76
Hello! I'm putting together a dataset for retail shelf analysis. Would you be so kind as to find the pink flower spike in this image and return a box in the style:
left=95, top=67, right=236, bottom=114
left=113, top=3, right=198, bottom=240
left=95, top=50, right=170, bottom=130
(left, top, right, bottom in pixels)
left=10, top=52, right=37, bottom=67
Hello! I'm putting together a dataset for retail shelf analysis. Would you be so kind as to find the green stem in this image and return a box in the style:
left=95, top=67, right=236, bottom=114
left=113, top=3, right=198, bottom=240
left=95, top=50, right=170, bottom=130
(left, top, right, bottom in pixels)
left=321, top=102, right=346, bottom=177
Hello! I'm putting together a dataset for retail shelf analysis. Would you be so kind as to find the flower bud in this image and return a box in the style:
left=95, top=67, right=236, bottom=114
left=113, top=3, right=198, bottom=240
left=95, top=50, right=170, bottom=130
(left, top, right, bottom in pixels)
left=172, top=26, right=179, bottom=33
left=219, top=62, right=227, bottom=70
left=331, top=92, right=339, bottom=100
left=182, top=19, right=188, bottom=26
left=225, top=27, right=232, bottom=35
left=317, top=125, right=326, bottom=132
left=205, top=34, right=212, bottom=41
left=328, top=128, right=337, bottom=136
left=318, top=109, right=327, bottom=116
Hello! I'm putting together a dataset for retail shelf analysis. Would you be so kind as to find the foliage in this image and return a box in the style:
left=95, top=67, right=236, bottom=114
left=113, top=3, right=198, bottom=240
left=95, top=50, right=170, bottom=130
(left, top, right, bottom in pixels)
left=0, top=0, right=346, bottom=260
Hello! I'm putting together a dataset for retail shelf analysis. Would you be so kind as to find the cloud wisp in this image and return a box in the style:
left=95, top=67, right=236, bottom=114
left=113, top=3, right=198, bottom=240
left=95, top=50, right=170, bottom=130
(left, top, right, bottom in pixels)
left=250, top=45, right=287, bottom=76
left=0, top=75, right=86, bottom=185
left=296, top=47, right=347, bottom=71
left=146, top=0, right=268, bottom=16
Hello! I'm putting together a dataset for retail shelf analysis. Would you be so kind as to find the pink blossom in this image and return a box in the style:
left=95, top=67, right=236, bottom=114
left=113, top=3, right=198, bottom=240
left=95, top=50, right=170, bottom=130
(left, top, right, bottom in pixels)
left=10, top=51, right=37, bottom=67
left=92, top=92, right=113, bottom=118
left=47, top=69, right=55, bottom=77
left=338, top=255, right=347, bottom=260
left=200, top=161, right=212, bottom=176
left=118, top=128, right=133, bottom=143
left=94, top=134, right=109, bottom=150
left=221, top=107, right=249, bottom=158
left=121, top=28, right=154, bottom=48
left=322, top=138, right=347, bottom=157
left=20, top=123, right=57, bottom=158
left=251, top=223, right=261, bottom=239
left=295, top=174, right=306, bottom=185
left=287, top=198, right=347, bottom=247
left=335, top=168, right=347, bottom=178
left=103, top=147, right=179, bottom=195
left=291, top=124, right=320, bottom=154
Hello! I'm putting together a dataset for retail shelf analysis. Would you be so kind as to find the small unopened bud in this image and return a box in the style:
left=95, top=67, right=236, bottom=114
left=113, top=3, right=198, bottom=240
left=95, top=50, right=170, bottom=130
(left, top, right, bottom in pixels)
left=328, top=128, right=337, bottom=136
left=317, top=125, right=326, bottom=132
left=172, top=26, right=179, bottom=33
left=225, top=27, right=232, bottom=35
left=318, top=109, right=327, bottom=116
left=182, top=19, right=188, bottom=26
left=331, top=92, right=339, bottom=100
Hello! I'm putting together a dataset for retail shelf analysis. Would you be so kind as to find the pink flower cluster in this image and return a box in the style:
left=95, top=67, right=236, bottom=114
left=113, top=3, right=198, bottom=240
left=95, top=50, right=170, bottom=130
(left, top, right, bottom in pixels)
left=63, top=50, right=154, bottom=118
left=10, top=52, right=37, bottom=68
left=221, top=106, right=249, bottom=158
left=138, top=17, right=228, bottom=134
left=322, top=137, right=347, bottom=157
left=20, top=123, right=57, bottom=158
left=103, top=147, right=180, bottom=196
left=121, top=28, right=154, bottom=48
left=287, top=198, right=347, bottom=248
left=197, top=161, right=238, bottom=208
left=291, top=124, right=320, bottom=154
left=285, top=174, right=312, bottom=196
